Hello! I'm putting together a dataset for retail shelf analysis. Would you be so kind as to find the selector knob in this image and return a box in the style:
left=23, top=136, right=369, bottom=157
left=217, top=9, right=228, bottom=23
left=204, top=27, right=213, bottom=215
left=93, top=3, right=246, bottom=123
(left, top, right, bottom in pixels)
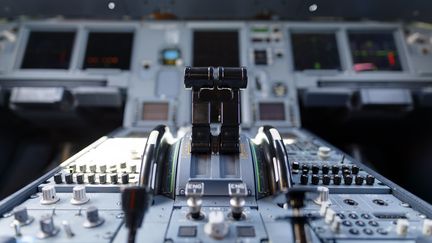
left=322, top=175, right=331, bottom=185
left=344, top=175, right=353, bottom=185
left=423, top=219, right=432, bottom=236
left=292, top=161, right=300, bottom=170
left=37, top=215, right=60, bottom=239
left=351, top=165, right=359, bottom=174
left=87, top=173, right=96, bottom=184
left=99, top=164, right=107, bottom=173
left=65, top=173, right=73, bottom=184
left=314, top=186, right=330, bottom=205
left=204, top=211, right=229, bottom=239
left=396, top=219, right=409, bottom=236
left=130, top=165, right=137, bottom=173
left=70, top=186, right=90, bottom=205
left=318, top=146, right=331, bottom=160
left=110, top=173, right=118, bottom=184
left=311, top=164, right=320, bottom=174
left=79, top=164, right=86, bottom=173
left=13, top=206, right=34, bottom=226
left=321, top=164, right=329, bottom=174
left=89, top=164, right=97, bottom=173
left=76, top=173, right=84, bottom=184
left=99, top=174, right=107, bottom=184
left=83, top=206, right=105, bottom=228
left=331, top=165, right=340, bottom=174
left=366, top=175, right=375, bottom=185
left=311, top=174, right=319, bottom=185
left=121, top=173, right=129, bottom=184
left=300, top=174, right=309, bottom=185
left=355, top=176, right=364, bottom=185
left=333, top=175, right=342, bottom=185
left=53, top=173, right=63, bottom=184
left=40, top=185, right=60, bottom=205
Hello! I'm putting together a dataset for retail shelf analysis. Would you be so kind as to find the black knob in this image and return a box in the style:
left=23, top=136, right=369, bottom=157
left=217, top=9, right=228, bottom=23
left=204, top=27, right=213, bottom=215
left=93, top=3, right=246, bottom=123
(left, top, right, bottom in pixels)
left=87, top=174, right=96, bottom=184
left=322, top=175, right=331, bottom=185
left=65, top=173, right=73, bottom=184
left=366, top=175, right=375, bottom=185
left=331, top=165, right=340, bottom=174
left=333, top=175, right=342, bottom=185
left=53, top=173, right=63, bottom=184
left=321, top=164, right=329, bottom=174
left=342, top=165, right=350, bottom=171
left=352, top=165, right=360, bottom=174
left=292, top=161, right=300, bottom=170
left=300, top=174, right=308, bottom=185
left=121, top=173, right=129, bottom=184
left=76, top=173, right=84, bottom=184
left=355, top=175, right=364, bottom=185
left=301, top=164, right=310, bottom=174
left=110, top=174, right=118, bottom=184
left=311, top=164, right=320, bottom=174
left=99, top=174, right=107, bottom=184
left=344, top=175, right=353, bottom=185
left=311, top=175, right=319, bottom=185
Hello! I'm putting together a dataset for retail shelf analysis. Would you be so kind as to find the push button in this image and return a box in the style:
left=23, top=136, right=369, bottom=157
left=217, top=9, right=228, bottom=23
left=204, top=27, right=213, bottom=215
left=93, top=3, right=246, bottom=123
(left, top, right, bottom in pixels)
left=178, top=226, right=197, bottom=237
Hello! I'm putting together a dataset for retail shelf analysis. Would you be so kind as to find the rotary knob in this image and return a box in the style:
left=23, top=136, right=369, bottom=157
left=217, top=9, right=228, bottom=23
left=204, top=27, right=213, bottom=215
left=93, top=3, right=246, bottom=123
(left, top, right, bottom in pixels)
left=40, top=185, right=60, bottom=205
left=70, top=186, right=90, bottom=205
left=318, top=146, right=331, bottom=160
left=314, top=186, right=330, bottom=205
left=83, top=206, right=105, bottom=228
left=204, top=211, right=229, bottom=239
left=37, top=215, right=59, bottom=239
left=12, top=206, right=34, bottom=226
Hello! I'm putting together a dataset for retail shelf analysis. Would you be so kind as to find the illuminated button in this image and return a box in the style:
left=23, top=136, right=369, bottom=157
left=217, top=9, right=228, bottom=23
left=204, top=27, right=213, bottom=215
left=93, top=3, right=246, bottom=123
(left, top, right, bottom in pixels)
left=178, top=226, right=197, bottom=237
left=237, top=226, right=256, bottom=237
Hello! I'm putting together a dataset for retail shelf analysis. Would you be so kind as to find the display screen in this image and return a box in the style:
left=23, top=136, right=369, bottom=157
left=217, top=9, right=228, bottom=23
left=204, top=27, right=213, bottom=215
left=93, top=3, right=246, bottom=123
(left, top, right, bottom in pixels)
left=349, top=32, right=402, bottom=71
left=193, top=30, right=239, bottom=67
left=258, top=102, right=285, bottom=121
left=21, top=31, right=75, bottom=69
left=291, top=33, right=341, bottom=71
left=83, top=32, right=133, bottom=70
left=142, top=102, right=169, bottom=121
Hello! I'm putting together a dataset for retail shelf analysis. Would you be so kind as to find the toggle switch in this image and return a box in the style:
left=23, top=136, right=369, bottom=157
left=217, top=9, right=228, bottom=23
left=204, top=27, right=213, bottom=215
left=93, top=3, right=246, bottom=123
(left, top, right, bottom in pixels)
left=228, top=183, right=248, bottom=220
left=185, top=182, right=204, bottom=220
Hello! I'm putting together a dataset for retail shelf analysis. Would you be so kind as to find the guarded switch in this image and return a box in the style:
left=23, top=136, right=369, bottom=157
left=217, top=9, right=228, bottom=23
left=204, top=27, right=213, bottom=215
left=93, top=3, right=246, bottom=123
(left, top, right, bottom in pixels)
left=204, top=211, right=229, bottom=239
left=70, top=186, right=90, bottom=205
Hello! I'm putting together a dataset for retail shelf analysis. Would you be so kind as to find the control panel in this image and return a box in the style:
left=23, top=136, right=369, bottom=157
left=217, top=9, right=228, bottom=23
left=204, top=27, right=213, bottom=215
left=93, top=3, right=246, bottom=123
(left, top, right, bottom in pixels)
left=0, top=19, right=432, bottom=243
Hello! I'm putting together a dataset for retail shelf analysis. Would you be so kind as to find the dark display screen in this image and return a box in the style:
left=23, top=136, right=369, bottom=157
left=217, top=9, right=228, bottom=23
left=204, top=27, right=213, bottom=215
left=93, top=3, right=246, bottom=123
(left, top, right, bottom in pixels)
left=291, top=33, right=341, bottom=71
left=142, top=102, right=169, bottom=121
left=258, top=102, right=285, bottom=121
left=193, top=30, right=239, bottom=67
left=83, top=32, right=133, bottom=70
left=21, top=31, right=75, bottom=69
left=349, top=32, right=402, bottom=71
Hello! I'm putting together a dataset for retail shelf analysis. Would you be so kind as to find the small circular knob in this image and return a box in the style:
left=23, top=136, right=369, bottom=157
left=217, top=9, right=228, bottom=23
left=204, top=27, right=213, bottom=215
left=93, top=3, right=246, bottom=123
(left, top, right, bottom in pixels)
left=83, top=206, right=104, bottom=228
left=37, top=215, right=59, bottom=239
left=204, top=211, right=229, bottom=239
left=53, top=173, right=63, bottom=184
left=40, top=185, right=60, bottom=205
left=87, top=173, right=96, bottom=184
left=13, top=206, right=34, bottom=226
left=70, top=186, right=89, bottom=205
left=99, top=174, right=107, bottom=184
